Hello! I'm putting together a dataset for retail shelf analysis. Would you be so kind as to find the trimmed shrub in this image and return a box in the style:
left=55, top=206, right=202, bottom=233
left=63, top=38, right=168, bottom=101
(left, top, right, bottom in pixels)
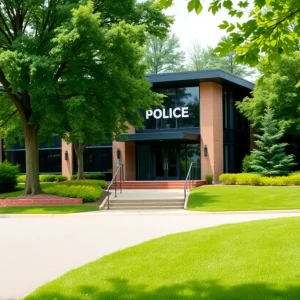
left=235, top=174, right=261, bottom=186
left=219, top=174, right=238, bottom=185
left=63, top=180, right=108, bottom=189
left=219, top=173, right=300, bottom=186
left=70, top=173, right=105, bottom=180
left=17, top=175, right=26, bottom=183
left=17, top=174, right=67, bottom=183
left=43, top=184, right=103, bottom=202
left=205, top=174, right=213, bottom=185
left=0, top=161, right=19, bottom=193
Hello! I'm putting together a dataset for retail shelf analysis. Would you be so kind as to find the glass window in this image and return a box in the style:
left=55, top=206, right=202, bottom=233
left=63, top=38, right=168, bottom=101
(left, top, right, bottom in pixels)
left=39, top=149, right=62, bottom=173
left=143, top=87, right=200, bottom=130
left=177, top=87, right=200, bottom=128
left=3, top=150, right=26, bottom=173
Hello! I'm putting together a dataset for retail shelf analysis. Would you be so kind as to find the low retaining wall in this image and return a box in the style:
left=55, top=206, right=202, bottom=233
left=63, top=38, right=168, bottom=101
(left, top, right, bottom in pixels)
left=0, top=198, right=83, bottom=207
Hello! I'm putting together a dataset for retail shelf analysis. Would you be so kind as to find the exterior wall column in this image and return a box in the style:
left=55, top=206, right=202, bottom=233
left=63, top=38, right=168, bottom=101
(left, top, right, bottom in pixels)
left=61, top=140, right=73, bottom=179
left=200, top=82, right=223, bottom=182
left=112, top=124, right=136, bottom=181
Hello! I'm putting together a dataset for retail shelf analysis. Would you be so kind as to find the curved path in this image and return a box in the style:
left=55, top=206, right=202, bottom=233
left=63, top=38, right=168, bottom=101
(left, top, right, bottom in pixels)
left=1, top=210, right=300, bottom=300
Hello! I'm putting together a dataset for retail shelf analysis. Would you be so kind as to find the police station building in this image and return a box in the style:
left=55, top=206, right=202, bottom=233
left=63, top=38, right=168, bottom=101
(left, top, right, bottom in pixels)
left=0, top=70, right=254, bottom=182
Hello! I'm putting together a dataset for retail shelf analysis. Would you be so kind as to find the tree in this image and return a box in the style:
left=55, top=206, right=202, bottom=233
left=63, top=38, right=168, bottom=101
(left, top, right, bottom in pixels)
left=143, top=33, right=185, bottom=73
left=250, top=108, right=296, bottom=176
left=187, top=38, right=256, bottom=78
left=159, top=0, right=300, bottom=72
left=0, top=0, right=170, bottom=194
left=237, top=52, right=300, bottom=134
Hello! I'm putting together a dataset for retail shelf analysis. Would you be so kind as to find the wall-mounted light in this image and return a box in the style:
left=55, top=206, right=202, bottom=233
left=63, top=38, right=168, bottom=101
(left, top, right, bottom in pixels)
left=204, top=145, right=208, bottom=157
left=64, top=150, right=68, bottom=161
left=117, top=148, right=121, bottom=159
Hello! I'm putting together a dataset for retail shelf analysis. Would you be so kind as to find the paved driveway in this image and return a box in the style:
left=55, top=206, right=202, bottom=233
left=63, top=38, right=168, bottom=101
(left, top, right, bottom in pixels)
left=1, top=210, right=300, bottom=300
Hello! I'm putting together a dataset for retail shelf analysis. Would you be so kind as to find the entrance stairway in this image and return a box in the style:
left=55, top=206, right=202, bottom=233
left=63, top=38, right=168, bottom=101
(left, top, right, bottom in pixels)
left=102, top=182, right=206, bottom=210
left=110, top=180, right=206, bottom=189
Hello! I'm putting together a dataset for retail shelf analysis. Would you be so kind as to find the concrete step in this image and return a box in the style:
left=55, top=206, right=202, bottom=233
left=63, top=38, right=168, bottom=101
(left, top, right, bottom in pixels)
left=111, top=180, right=205, bottom=189
left=108, top=206, right=183, bottom=210
left=106, top=199, right=185, bottom=210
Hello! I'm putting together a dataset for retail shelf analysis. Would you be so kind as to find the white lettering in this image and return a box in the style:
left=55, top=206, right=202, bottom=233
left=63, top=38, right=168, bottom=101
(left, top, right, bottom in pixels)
left=162, top=108, right=169, bottom=118
left=146, top=110, right=153, bottom=119
left=145, top=107, right=190, bottom=120
left=153, top=109, right=163, bottom=119
left=182, top=107, right=189, bottom=118
left=173, top=107, right=181, bottom=118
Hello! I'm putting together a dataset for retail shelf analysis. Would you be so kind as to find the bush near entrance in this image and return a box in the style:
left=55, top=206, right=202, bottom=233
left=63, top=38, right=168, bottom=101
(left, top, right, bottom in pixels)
left=220, top=173, right=300, bottom=186
left=17, top=174, right=68, bottom=183
left=0, top=161, right=19, bottom=193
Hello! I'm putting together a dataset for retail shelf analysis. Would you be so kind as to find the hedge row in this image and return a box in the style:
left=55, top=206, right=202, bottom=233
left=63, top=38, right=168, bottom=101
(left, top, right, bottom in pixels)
left=219, top=173, right=300, bottom=186
left=17, top=174, right=67, bottom=183
left=0, top=162, right=19, bottom=193
left=43, top=180, right=107, bottom=202
left=70, top=173, right=105, bottom=180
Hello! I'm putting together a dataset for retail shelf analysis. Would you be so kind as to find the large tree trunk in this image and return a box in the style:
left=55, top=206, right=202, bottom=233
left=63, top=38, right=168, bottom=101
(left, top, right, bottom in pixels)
left=74, top=142, right=86, bottom=180
left=23, top=124, right=42, bottom=195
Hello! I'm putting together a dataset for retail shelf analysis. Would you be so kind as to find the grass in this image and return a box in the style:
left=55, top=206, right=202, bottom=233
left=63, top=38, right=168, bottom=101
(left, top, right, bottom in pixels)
left=25, top=217, right=300, bottom=300
left=188, top=185, right=300, bottom=211
left=0, top=205, right=99, bottom=214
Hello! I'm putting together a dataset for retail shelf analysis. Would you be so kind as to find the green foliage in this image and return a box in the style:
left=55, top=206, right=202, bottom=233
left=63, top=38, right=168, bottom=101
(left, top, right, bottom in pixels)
left=0, top=0, right=171, bottom=194
left=187, top=38, right=255, bottom=78
left=143, top=33, right=185, bottom=74
left=62, top=180, right=108, bottom=189
left=159, top=0, right=300, bottom=78
left=0, top=161, right=19, bottom=193
left=17, top=175, right=67, bottom=183
left=219, top=173, right=300, bottom=186
left=205, top=174, right=213, bottom=184
left=237, top=53, right=300, bottom=135
left=70, top=173, right=105, bottom=180
left=250, top=108, right=296, bottom=176
left=242, top=153, right=255, bottom=173
left=43, top=181, right=106, bottom=202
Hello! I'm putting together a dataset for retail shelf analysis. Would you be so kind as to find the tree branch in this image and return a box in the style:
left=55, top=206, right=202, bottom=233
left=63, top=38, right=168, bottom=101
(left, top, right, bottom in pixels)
left=0, top=109, right=17, bottom=127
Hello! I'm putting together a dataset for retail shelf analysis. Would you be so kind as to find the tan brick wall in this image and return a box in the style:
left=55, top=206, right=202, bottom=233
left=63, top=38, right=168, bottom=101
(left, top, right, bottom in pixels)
left=61, top=140, right=73, bottom=179
left=200, top=82, right=223, bottom=181
left=112, top=141, right=136, bottom=181
left=0, top=198, right=82, bottom=207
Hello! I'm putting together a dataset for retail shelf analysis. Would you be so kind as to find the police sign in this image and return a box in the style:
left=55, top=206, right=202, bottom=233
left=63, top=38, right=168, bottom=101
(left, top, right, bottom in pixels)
left=146, top=107, right=189, bottom=120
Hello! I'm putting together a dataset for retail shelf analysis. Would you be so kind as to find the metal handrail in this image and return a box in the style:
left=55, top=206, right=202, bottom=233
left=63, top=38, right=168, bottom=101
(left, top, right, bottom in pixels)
left=183, top=162, right=199, bottom=209
left=106, top=164, right=123, bottom=209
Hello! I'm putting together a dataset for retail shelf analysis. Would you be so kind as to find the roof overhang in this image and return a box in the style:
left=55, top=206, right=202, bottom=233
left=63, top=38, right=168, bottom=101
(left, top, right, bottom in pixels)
left=146, top=69, right=254, bottom=90
left=117, top=132, right=200, bottom=142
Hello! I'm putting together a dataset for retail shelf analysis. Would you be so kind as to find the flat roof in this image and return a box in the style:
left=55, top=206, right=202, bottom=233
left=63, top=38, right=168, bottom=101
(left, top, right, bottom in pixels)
left=146, top=69, right=254, bottom=90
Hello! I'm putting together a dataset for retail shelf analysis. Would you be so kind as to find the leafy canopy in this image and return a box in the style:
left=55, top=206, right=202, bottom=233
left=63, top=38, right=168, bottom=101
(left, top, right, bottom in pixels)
left=158, top=0, right=300, bottom=70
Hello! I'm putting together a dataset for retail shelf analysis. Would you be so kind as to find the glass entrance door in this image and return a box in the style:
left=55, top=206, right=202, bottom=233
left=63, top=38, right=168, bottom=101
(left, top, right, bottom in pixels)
left=154, top=145, right=179, bottom=180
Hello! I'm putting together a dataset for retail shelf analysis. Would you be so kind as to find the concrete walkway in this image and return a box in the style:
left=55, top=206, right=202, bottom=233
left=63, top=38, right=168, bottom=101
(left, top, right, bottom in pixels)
left=1, top=210, right=300, bottom=300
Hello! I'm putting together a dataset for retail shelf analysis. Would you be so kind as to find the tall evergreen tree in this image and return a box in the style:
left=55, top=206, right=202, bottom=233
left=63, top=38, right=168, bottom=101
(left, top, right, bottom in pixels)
left=250, top=108, right=296, bottom=176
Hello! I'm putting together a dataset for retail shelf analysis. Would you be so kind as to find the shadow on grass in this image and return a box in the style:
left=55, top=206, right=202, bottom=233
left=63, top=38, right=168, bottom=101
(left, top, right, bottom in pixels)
left=25, top=278, right=300, bottom=300
left=188, top=190, right=221, bottom=209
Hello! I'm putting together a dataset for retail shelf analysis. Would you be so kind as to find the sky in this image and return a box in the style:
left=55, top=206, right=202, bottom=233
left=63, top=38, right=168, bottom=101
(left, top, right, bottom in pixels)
left=165, top=0, right=232, bottom=52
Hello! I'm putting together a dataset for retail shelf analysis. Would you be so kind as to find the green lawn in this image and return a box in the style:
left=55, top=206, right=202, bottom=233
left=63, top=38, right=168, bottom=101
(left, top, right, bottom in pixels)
left=0, top=205, right=99, bottom=214
left=188, top=186, right=300, bottom=211
left=25, top=217, right=300, bottom=300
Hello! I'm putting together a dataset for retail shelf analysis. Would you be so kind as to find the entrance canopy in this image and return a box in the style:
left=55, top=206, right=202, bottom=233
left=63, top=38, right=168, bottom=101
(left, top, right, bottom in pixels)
left=117, top=132, right=200, bottom=143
